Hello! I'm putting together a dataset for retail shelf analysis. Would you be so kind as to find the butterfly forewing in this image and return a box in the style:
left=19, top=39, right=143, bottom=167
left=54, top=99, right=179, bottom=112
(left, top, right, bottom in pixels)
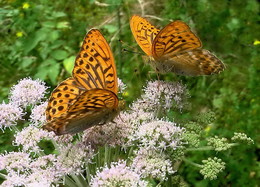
left=73, top=29, right=118, bottom=94
left=45, top=77, right=85, bottom=121
left=152, top=20, right=202, bottom=60
left=130, top=15, right=160, bottom=56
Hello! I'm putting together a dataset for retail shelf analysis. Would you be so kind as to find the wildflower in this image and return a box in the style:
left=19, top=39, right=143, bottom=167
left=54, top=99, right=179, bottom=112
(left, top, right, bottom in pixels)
left=16, top=31, right=23, bottom=37
left=30, top=102, right=47, bottom=125
left=14, top=125, right=51, bottom=152
left=231, top=132, right=254, bottom=144
left=22, top=2, right=30, bottom=9
left=253, top=40, right=260, bottom=45
left=200, top=157, right=225, bottom=180
left=1, top=171, right=27, bottom=187
left=207, top=136, right=232, bottom=151
left=9, top=77, right=48, bottom=107
left=0, top=152, right=31, bottom=172
left=56, top=142, right=94, bottom=175
left=118, top=78, right=127, bottom=94
left=90, top=161, right=148, bottom=187
left=131, top=120, right=184, bottom=151
left=83, top=112, right=135, bottom=147
left=0, top=102, right=24, bottom=130
left=133, top=80, right=187, bottom=113
left=132, top=148, right=175, bottom=181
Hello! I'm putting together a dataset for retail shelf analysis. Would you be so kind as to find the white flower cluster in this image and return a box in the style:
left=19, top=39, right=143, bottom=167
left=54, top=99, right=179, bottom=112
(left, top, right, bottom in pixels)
left=132, top=148, right=175, bottom=181
left=90, top=161, right=148, bottom=187
left=14, top=125, right=51, bottom=152
left=132, top=120, right=184, bottom=151
left=0, top=102, right=24, bottom=129
left=0, top=152, right=58, bottom=186
left=9, top=77, right=48, bottom=107
left=30, top=102, right=48, bottom=125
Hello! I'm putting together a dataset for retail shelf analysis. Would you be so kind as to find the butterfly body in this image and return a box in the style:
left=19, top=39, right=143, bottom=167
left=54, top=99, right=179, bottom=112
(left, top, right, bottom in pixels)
left=130, top=15, right=225, bottom=76
left=43, top=29, right=123, bottom=135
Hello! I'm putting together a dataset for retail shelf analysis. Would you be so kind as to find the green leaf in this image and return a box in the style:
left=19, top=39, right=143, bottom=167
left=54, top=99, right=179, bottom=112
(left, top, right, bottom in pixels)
left=48, top=63, right=60, bottom=85
left=56, top=21, right=70, bottom=29
left=23, top=28, right=49, bottom=54
left=52, top=11, right=67, bottom=18
left=51, top=49, right=69, bottom=60
left=48, top=31, right=60, bottom=41
left=42, top=21, right=56, bottom=28
left=103, top=24, right=117, bottom=33
left=21, top=57, right=36, bottom=69
left=63, top=56, right=75, bottom=74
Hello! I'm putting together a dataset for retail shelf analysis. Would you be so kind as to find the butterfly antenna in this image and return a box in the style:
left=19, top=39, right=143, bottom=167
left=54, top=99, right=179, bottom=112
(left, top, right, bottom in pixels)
left=118, top=39, right=143, bottom=55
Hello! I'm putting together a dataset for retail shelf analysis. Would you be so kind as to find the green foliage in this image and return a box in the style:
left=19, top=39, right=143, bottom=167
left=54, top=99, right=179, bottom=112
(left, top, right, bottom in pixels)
left=0, top=0, right=259, bottom=186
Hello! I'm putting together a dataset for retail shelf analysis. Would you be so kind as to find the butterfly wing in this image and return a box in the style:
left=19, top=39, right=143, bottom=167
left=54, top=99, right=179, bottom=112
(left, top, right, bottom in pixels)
left=44, top=89, right=119, bottom=135
left=152, top=20, right=202, bottom=60
left=158, top=49, right=225, bottom=76
left=45, top=77, right=85, bottom=122
left=73, top=29, right=118, bottom=94
left=151, top=20, right=225, bottom=75
left=130, top=15, right=160, bottom=56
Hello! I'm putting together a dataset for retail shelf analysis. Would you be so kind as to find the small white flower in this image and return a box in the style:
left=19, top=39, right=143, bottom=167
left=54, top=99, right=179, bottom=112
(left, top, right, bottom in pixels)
left=30, top=102, right=47, bottom=125
left=9, top=77, right=48, bottom=107
left=132, top=148, right=175, bottom=181
left=90, top=161, right=148, bottom=187
left=0, top=102, right=24, bottom=129
left=56, top=142, right=94, bottom=175
left=132, top=120, right=184, bottom=151
left=14, top=125, right=51, bottom=152
left=0, top=152, right=31, bottom=172
left=133, top=80, right=187, bottom=113
left=118, top=78, right=127, bottom=94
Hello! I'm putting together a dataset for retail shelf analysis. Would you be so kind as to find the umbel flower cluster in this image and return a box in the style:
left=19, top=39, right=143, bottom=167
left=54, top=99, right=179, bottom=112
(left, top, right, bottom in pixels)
left=0, top=78, right=253, bottom=186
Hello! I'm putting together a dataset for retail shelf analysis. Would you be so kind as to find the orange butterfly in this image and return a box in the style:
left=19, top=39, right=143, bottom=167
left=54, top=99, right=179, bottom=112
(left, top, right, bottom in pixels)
left=130, top=15, right=225, bottom=76
left=43, top=29, right=124, bottom=135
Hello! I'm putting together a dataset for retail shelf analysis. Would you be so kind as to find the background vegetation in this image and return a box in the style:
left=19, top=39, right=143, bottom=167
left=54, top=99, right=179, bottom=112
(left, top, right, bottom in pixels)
left=0, top=0, right=259, bottom=186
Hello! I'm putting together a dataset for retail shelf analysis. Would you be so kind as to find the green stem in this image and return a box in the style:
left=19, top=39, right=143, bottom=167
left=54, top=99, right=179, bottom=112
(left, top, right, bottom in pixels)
left=183, top=158, right=202, bottom=168
left=186, top=146, right=214, bottom=151
left=0, top=173, right=6, bottom=180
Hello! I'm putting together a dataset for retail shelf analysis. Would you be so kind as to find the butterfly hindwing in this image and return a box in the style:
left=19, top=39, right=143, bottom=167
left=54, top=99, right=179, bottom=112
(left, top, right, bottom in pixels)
left=45, top=77, right=85, bottom=122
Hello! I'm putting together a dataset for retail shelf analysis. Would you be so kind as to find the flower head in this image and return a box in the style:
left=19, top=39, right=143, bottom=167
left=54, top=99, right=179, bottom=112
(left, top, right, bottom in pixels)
left=9, top=77, right=48, bottom=107
left=0, top=152, right=31, bottom=172
left=118, top=78, right=127, bottom=94
left=90, top=161, right=148, bottom=187
left=56, top=142, right=94, bottom=175
left=30, top=102, right=47, bottom=125
left=131, top=120, right=184, bottom=151
left=132, top=148, right=175, bottom=181
left=0, top=102, right=24, bottom=130
left=132, top=80, right=187, bottom=113
left=200, top=157, right=225, bottom=180
left=14, top=125, right=51, bottom=152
